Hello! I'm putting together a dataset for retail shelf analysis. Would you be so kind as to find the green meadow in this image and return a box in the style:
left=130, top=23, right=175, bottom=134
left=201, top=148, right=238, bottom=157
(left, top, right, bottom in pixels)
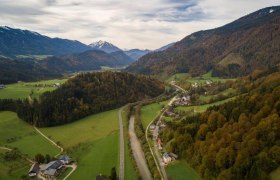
left=166, top=161, right=201, bottom=180
left=141, top=100, right=169, bottom=129
left=186, top=71, right=235, bottom=84
left=40, top=109, right=127, bottom=179
left=0, top=111, right=60, bottom=157
left=0, top=79, right=67, bottom=99
left=0, top=149, right=30, bottom=180
left=175, top=97, right=236, bottom=114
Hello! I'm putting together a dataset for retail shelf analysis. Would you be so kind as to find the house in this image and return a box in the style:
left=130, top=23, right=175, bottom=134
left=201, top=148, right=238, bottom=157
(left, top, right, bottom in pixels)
left=163, top=152, right=172, bottom=164
left=206, top=80, right=213, bottom=86
left=0, top=84, right=5, bottom=89
left=159, top=122, right=166, bottom=128
left=59, top=155, right=72, bottom=165
left=52, top=83, right=61, bottom=87
left=192, top=82, right=198, bottom=88
left=149, top=124, right=156, bottom=131
left=169, top=153, right=178, bottom=160
left=28, top=163, right=39, bottom=177
left=41, top=160, right=63, bottom=178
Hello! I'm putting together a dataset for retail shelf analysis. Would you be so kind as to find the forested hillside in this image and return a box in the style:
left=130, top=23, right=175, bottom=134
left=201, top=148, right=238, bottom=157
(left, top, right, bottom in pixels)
left=2, top=72, right=164, bottom=127
left=160, top=69, right=280, bottom=179
left=126, top=6, right=280, bottom=78
left=39, top=50, right=131, bottom=73
left=0, top=57, right=62, bottom=84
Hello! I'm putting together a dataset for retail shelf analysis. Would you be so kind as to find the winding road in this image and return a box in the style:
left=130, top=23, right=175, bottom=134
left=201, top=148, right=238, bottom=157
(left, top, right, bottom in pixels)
left=119, top=107, right=125, bottom=180
left=129, top=116, right=153, bottom=180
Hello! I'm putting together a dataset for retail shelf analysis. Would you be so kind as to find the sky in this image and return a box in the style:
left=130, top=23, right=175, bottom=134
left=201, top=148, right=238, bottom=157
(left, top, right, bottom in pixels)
left=0, top=0, right=278, bottom=50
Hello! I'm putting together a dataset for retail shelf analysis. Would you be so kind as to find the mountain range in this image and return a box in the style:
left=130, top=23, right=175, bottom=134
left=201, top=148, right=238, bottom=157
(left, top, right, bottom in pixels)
left=0, top=26, right=91, bottom=56
left=126, top=6, right=280, bottom=78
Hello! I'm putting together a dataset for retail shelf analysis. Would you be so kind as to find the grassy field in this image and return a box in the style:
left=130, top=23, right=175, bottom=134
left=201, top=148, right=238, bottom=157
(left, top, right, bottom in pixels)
left=199, top=88, right=236, bottom=102
left=186, top=71, right=235, bottom=84
left=270, top=167, right=280, bottom=180
left=141, top=100, right=169, bottom=129
left=166, top=73, right=189, bottom=83
left=175, top=97, right=236, bottom=114
left=0, top=79, right=67, bottom=99
left=0, top=111, right=60, bottom=158
left=40, top=109, right=123, bottom=179
left=166, top=161, right=201, bottom=180
left=57, top=167, right=72, bottom=180
left=0, top=152, right=30, bottom=180
left=16, top=54, right=52, bottom=60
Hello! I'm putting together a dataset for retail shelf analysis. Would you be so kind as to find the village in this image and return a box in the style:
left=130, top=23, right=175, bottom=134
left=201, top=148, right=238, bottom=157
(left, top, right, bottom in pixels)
left=149, top=89, right=192, bottom=165
left=28, top=154, right=73, bottom=179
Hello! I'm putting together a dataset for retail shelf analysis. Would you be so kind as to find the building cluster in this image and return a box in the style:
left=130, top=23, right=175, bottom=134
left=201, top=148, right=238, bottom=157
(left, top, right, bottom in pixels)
left=28, top=155, right=72, bottom=179
left=173, top=94, right=191, bottom=106
left=162, top=152, right=178, bottom=164
left=0, top=84, right=5, bottom=89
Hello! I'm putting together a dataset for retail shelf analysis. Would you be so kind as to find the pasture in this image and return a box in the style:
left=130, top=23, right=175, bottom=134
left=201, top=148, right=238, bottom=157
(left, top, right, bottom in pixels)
left=166, top=161, right=201, bottom=180
left=40, top=109, right=124, bottom=179
left=175, top=97, right=237, bottom=114
left=141, top=100, right=169, bottom=129
left=0, top=111, right=60, bottom=157
left=0, top=79, right=67, bottom=99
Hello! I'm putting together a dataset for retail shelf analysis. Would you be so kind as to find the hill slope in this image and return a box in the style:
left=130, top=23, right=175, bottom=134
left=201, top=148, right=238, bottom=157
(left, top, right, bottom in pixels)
left=0, top=26, right=91, bottom=56
left=124, top=49, right=151, bottom=61
left=0, top=57, right=61, bottom=84
left=39, top=50, right=131, bottom=72
left=9, top=72, right=164, bottom=127
left=126, top=6, right=280, bottom=78
left=161, top=69, right=280, bottom=179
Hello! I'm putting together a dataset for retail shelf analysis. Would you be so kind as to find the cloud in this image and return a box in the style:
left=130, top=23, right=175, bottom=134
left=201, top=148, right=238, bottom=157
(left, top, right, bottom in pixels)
left=0, top=0, right=278, bottom=49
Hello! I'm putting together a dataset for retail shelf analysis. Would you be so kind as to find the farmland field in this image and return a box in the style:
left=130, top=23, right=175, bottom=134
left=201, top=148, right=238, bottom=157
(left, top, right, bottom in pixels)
left=0, top=150, right=30, bottom=180
left=186, top=71, right=235, bottom=84
left=166, top=161, right=201, bottom=180
left=175, top=96, right=237, bottom=114
left=40, top=109, right=125, bottom=179
left=0, top=111, right=60, bottom=157
left=0, top=79, right=67, bottom=99
left=141, top=100, right=169, bottom=129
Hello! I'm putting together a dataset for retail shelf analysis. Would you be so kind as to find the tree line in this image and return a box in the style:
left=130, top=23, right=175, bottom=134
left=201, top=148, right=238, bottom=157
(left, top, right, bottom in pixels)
left=0, top=72, right=164, bottom=127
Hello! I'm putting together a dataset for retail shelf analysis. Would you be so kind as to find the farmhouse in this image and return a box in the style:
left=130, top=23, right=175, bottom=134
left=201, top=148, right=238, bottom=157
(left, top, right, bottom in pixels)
left=52, top=83, right=61, bottom=87
left=41, top=160, right=63, bottom=178
left=59, top=155, right=72, bottom=165
left=163, top=152, right=172, bottom=164
left=28, top=163, right=39, bottom=177
left=0, top=84, right=5, bottom=89
left=149, top=124, right=156, bottom=131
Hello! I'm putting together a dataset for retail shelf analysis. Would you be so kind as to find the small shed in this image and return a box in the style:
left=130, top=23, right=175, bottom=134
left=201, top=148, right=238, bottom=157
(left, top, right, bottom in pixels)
left=28, top=163, right=39, bottom=177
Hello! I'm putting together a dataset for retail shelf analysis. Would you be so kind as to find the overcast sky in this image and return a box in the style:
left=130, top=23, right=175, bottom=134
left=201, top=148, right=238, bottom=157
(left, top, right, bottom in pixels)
left=0, top=0, right=278, bottom=49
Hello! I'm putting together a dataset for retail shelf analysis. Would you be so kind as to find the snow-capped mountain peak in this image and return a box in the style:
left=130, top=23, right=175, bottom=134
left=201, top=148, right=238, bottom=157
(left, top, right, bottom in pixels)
left=89, top=40, right=121, bottom=53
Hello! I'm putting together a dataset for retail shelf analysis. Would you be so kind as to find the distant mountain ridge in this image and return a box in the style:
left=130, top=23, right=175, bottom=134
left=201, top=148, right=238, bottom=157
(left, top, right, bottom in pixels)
left=0, top=26, right=91, bottom=56
left=126, top=6, right=280, bottom=78
left=40, top=49, right=133, bottom=73
left=124, top=49, right=151, bottom=61
left=89, top=40, right=122, bottom=53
